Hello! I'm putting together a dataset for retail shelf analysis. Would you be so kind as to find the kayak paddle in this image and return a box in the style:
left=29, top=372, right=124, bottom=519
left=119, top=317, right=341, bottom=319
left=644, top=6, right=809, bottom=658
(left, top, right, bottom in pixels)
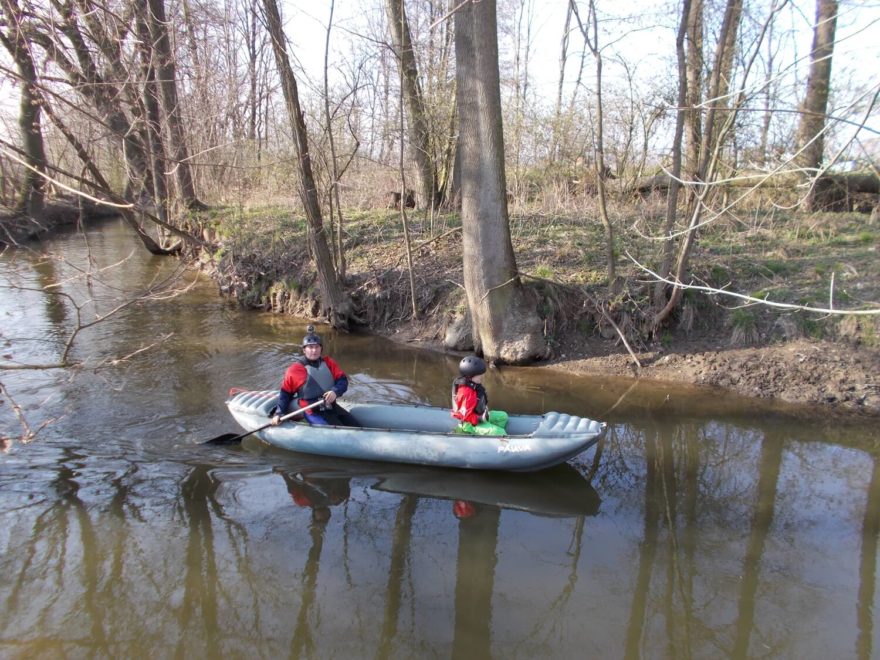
left=202, top=399, right=325, bottom=445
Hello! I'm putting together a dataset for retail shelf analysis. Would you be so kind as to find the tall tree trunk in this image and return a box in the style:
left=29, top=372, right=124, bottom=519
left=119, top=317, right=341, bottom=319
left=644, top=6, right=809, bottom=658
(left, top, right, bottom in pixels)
left=796, top=0, right=838, bottom=212
left=757, top=12, right=777, bottom=167
left=0, top=0, right=47, bottom=220
left=136, top=7, right=170, bottom=227
left=570, top=0, right=616, bottom=287
left=323, top=0, right=346, bottom=278
left=684, top=0, right=704, bottom=189
left=262, top=0, right=351, bottom=327
left=551, top=4, right=573, bottom=164
left=145, top=0, right=205, bottom=210
left=654, top=0, right=742, bottom=325
left=385, top=0, right=440, bottom=209
left=654, top=0, right=743, bottom=327
left=454, top=0, right=547, bottom=364
left=652, top=0, right=691, bottom=313
left=707, top=0, right=743, bottom=180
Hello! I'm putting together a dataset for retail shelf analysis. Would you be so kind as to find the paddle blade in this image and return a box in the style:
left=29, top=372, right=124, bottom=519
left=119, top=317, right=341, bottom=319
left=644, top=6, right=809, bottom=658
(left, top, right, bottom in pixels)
left=202, top=432, right=245, bottom=446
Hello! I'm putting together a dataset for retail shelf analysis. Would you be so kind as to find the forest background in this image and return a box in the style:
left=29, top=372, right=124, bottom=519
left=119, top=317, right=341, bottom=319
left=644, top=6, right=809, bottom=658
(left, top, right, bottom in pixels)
left=1, top=0, right=879, bottom=418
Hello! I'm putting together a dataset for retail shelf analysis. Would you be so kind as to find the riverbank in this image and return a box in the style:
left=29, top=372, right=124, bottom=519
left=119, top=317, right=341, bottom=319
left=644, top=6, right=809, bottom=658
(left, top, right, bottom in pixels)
left=384, top=321, right=880, bottom=419
left=196, top=204, right=879, bottom=418
left=0, top=198, right=120, bottom=246
left=13, top=201, right=871, bottom=417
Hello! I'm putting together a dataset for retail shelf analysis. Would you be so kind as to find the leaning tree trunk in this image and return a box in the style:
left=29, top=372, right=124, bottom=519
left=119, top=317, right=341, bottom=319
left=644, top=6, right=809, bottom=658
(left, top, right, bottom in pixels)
left=263, top=0, right=351, bottom=327
left=385, top=0, right=440, bottom=209
left=796, top=0, right=838, bottom=212
left=454, top=0, right=547, bottom=364
left=0, top=0, right=47, bottom=221
left=35, top=8, right=153, bottom=204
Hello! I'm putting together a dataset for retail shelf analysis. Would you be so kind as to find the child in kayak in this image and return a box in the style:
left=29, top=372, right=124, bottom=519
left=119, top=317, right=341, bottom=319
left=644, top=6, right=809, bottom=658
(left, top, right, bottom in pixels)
left=451, top=355, right=508, bottom=436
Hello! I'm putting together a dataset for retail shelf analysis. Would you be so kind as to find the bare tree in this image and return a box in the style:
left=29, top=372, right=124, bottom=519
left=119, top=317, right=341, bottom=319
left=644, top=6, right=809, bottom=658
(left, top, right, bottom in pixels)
left=551, top=3, right=573, bottom=164
left=570, top=0, right=616, bottom=287
left=652, top=0, right=691, bottom=313
left=144, top=0, right=205, bottom=210
left=0, top=0, right=46, bottom=221
left=455, top=0, right=547, bottom=363
left=795, top=0, right=838, bottom=211
left=653, top=0, right=746, bottom=327
left=262, top=0, right=351, bottom=327
left=684, top=0, right=704, bottom=190
left=385, top=0, right=441, bottom=209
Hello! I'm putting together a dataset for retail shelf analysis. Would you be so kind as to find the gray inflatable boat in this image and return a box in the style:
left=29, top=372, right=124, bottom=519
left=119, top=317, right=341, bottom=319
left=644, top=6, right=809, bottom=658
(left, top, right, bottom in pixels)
left=226, top=389, right=606, bottom=472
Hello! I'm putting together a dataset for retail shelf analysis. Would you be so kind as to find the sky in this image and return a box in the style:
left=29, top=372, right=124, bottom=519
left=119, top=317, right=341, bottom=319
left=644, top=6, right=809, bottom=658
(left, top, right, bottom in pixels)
left=274, top=0, right=880, bottom=163
left=2, top=0, right=878, bottom=154
left=282, top=0, right=880, bottom=115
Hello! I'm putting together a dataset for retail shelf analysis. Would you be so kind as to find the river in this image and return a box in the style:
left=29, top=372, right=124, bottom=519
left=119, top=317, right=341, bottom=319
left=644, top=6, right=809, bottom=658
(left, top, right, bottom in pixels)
left=1, top=218, right=878, bottom=659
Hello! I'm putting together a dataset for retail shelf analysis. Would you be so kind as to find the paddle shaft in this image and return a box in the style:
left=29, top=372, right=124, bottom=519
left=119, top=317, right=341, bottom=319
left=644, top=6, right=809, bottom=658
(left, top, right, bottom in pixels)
left=203, top=398, right=326, bottom=445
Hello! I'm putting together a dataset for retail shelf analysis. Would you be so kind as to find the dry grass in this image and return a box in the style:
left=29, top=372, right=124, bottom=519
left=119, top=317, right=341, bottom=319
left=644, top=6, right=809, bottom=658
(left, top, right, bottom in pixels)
left=199, top=195, right=880, bottom=346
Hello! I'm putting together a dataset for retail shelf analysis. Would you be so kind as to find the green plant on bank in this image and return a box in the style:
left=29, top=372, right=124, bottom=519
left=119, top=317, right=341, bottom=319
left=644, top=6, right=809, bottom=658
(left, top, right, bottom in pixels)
left=709, top=264, right=730, bottom=284
left=828, top=231, right=877, bottom=247
left=796, top=313, right=825, bottom=340
left=862, top=323, right=878, bottom=347
left=762, top=259, right=790, bottom=276
left=729, top=308, right=759, bottom=346
left=577, top=317, right=592, bottom=335
left=533, top=264, right=554, bottom=280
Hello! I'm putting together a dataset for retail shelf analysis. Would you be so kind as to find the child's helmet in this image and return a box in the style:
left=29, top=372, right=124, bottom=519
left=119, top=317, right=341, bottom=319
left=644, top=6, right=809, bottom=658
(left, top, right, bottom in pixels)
left=459, top=355, right=486, bottom=377
left=302, top=324, right=323, bottom=347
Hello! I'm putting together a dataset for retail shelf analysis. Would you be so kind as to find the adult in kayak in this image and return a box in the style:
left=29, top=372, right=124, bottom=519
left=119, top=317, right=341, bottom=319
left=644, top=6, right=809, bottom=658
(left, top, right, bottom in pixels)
left=451, top=355, right=508, bottom=436
left=271, top=326, right=361, bottom=427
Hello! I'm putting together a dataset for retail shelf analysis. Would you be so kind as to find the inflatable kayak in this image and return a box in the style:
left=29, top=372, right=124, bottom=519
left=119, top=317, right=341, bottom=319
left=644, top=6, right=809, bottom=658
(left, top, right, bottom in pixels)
left=225, top=390, right=605, bottom=472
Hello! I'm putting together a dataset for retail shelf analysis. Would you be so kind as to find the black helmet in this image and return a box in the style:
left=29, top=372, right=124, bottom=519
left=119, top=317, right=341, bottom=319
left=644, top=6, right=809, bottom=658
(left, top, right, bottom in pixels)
left=459, top=355, right=486, bottom=377
left=302, top=324, right=322, bottom=348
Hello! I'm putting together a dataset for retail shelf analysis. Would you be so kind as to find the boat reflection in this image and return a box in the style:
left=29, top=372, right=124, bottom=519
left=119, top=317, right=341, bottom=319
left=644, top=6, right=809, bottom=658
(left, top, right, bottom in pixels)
left=371, top=462, right=600, bottom=518
left=265, top=450, right=600, bottom=519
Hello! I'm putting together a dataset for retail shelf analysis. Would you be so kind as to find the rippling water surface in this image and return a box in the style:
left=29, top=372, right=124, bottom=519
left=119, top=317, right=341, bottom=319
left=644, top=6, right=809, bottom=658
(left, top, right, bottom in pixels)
left=1, top=219, right=877, bottom=658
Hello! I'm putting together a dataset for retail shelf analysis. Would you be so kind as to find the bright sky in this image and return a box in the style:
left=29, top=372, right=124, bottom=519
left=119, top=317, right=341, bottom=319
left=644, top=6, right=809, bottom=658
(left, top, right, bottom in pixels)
left=272, top=0, right=880, bottom=164
left=2, top=0, right=878, bottom=147
left=283, top=0, right=880, bottom=117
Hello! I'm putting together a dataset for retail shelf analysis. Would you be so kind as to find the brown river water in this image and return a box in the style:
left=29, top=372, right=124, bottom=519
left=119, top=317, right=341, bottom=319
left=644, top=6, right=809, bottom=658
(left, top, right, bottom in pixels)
left=1, top=219, right=878, bottom=659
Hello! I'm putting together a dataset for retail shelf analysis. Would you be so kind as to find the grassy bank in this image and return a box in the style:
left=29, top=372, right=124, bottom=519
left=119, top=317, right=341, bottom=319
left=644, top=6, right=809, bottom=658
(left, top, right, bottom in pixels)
left=197, top=202, right=879, bottom=352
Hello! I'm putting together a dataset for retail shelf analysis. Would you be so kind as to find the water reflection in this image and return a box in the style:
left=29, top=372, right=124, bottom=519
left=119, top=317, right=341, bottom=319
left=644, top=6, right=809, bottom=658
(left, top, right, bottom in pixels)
left=858, top=456, right=880, bottom=660
left=2, top=220, right=879, bottom=658
left=276, top=468, right=351, bottom=523
left=6, top=425, right=876, bottom=658
left=371, top=461, right=601, bottom=518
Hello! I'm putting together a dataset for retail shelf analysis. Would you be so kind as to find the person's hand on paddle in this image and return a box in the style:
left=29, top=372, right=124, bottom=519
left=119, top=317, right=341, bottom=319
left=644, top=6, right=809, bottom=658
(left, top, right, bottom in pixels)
left=271, top=414, right=282, bottom=426
left=322, top=390, right=337, bottom=406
